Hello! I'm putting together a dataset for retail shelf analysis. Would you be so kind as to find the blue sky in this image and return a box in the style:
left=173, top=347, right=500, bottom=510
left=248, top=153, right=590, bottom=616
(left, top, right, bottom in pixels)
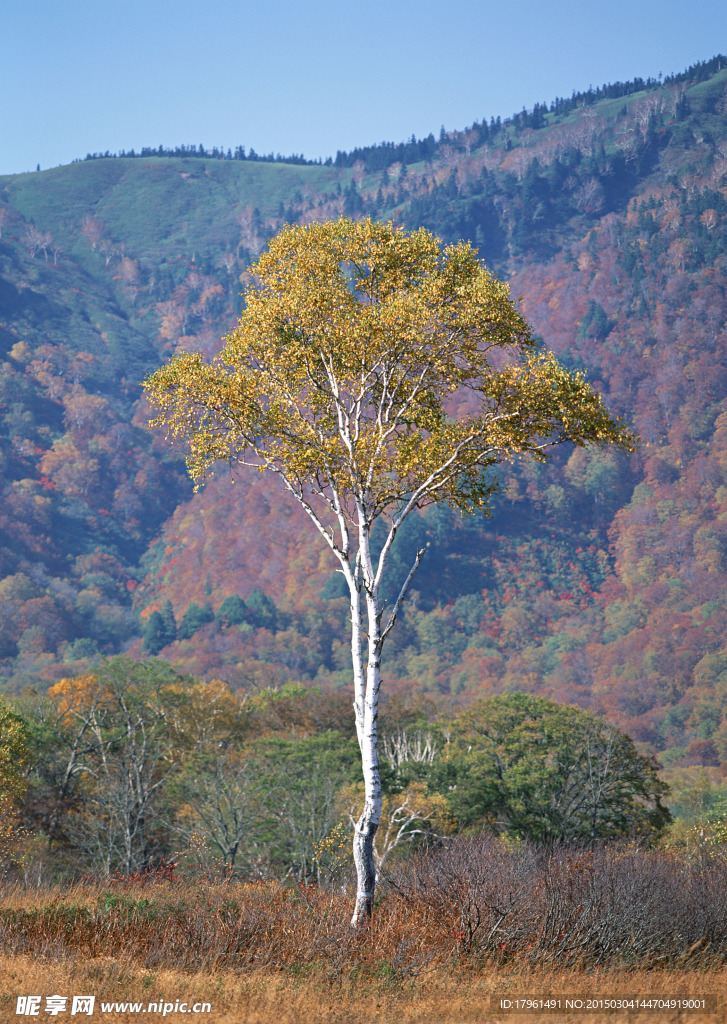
left=2, top=0, right=726, bottom=175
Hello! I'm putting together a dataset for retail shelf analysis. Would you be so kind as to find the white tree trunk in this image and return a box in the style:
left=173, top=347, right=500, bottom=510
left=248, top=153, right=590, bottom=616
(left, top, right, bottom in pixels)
left=350, top=588, right=383, bottom=926
left=349, top=523, right=384, bottom=927
left=272, top=482, right=424, bottom=925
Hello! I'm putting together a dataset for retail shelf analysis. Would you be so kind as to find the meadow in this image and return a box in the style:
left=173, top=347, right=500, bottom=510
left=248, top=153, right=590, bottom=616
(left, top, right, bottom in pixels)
left=2, top=836, right=726, bottom=1022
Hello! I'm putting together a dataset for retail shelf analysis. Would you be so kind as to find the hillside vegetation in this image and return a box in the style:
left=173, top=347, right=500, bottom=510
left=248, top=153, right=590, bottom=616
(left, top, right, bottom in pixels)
left=1, top=56, right=727, bottom=783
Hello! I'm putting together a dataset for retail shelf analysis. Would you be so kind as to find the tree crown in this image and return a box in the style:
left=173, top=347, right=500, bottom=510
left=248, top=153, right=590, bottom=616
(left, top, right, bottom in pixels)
left=144, top=217, right=635, bottom=528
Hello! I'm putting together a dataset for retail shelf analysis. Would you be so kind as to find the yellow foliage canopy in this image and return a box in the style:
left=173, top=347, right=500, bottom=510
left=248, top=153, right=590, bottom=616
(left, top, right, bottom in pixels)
left=144, top=217, right=635, bottom=526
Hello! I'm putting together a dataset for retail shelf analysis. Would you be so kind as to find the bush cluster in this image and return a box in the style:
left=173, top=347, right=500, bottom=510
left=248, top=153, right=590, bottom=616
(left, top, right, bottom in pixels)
left=2, top=837, right=727, bottom=975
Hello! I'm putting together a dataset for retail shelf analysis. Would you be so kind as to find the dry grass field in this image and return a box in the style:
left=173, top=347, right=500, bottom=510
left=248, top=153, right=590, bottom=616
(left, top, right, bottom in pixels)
left=1, top=838, right=726, bottom=1023
left=1, top=953, right=724, bottom=1023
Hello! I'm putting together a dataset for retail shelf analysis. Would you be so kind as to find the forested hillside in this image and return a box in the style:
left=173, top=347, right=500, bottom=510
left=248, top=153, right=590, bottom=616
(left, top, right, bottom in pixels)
left=1, top=56, right=726, bottom=775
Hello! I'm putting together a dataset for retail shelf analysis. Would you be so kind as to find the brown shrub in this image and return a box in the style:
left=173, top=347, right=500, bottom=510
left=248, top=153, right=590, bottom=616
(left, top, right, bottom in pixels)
left=389, top=834, right=727, bottom=968
left=2, top=837, right=727, bottom=978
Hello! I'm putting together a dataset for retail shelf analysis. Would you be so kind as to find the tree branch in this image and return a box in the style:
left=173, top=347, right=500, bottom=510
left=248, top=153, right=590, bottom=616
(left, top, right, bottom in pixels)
left=381, top=545, right=427, bottom=643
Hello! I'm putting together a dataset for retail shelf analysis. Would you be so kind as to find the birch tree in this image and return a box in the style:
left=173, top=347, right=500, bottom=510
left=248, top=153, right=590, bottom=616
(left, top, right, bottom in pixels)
left=143, top=216, right=635, bottom=924
left=169, top=749, right=265, bottom=870
left=341, top=779, right=452, bottom=875
left=46, top=659, right=185, bottom=875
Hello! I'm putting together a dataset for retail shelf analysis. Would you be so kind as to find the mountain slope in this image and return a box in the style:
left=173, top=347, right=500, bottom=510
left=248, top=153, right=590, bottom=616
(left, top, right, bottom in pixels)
left=1, top=59, right=726, bottom=773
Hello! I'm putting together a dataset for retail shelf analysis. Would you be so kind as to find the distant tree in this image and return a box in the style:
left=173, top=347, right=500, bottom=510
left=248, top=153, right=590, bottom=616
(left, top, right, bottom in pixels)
left=250, top=732, right=359, bottom=882
left=44, top=659, right=189, bottom=875
left=244, top=589, right=277, bottom=631
left=141, top=611, right=167, bottom=655
left=216, top=594, right=247, bottom=627
left=24, top=226, right=53, bottom=260
left=142, top=602, right=177, bottom=655
left=170, top=747, right=266, bottom=869
left=177, top=601, right=215, bottom=640
left=0, top=696, right=29, bottom=801
left=39, top=437, right=100, bottom=498
left=0, top=696, right=29, bottom=871
left=98, top=237, right=121, bottom=268
left=579, top=300, right=613, bottom=340
left=144, top=216, right=634, bottom=924
left=437, top=694, right=671, bottom=843
left=80, top=216, right=104, bottom=251
left=160, top=600, right=177, bottom=643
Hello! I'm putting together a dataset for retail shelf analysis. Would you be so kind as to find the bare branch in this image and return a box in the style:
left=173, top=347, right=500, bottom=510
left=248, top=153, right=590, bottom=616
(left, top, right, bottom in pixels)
left=381, top=545, right=427, bottom=643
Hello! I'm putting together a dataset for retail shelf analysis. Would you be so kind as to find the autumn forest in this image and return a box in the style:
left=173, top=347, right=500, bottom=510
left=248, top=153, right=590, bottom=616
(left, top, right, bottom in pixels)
left=1, top=54, right=727, bottom=819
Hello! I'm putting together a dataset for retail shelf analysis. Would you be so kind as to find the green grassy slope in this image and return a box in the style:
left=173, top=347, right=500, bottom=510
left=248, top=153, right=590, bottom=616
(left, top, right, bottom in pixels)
left=3, top=157, right=343, bottom=265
